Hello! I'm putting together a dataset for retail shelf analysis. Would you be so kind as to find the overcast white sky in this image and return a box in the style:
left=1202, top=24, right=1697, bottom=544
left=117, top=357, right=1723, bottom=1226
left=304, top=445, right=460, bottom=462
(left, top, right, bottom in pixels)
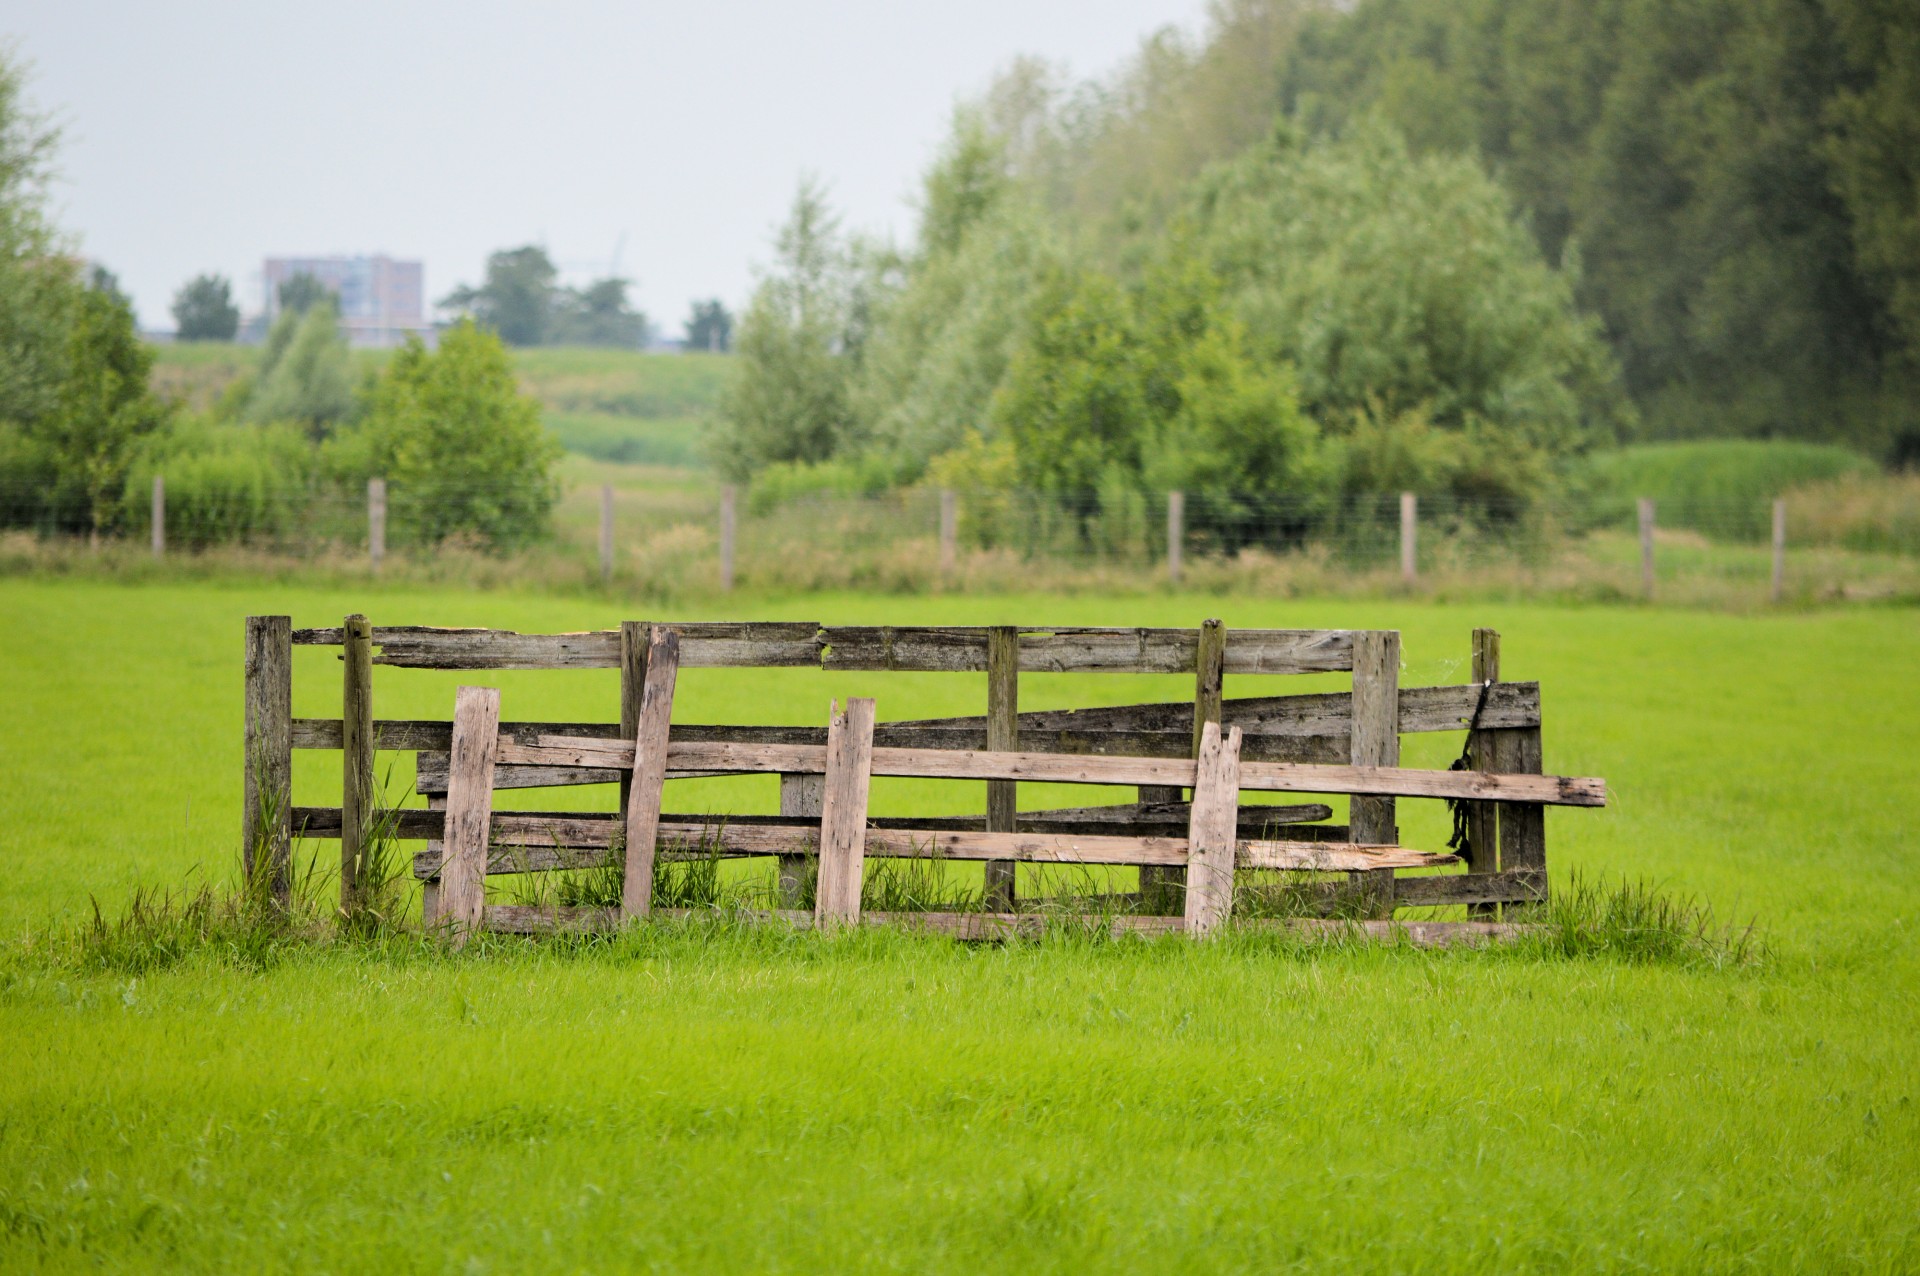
left=10, top=1, right=1211, bottom=332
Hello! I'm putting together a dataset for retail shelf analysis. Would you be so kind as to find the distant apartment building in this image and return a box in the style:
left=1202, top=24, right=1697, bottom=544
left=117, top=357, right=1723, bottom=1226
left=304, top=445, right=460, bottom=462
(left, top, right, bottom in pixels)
left=262, top=255, right=429, bottom=347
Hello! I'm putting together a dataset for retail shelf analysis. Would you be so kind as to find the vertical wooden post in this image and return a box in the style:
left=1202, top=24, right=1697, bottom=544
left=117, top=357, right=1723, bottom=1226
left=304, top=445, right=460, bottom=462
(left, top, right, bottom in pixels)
left=1771, top=498, right=1787, bottom=603
left=420, top=794, right=446, bottom=926
left=618, top=620, right=651, bottom=817
left=1490, top=652, right=1546, bottom=893
left=815, top=698, right=877, bottom=924
left=368, top=478, right=387, bottom=576
left=1166, top=491, right=1184, bottom=585
left=984, top=626, right=1019, bottom=910
left=1183, top=721, right=1243, bottom=938
left=621, top=627, right=681, bottom=920
left=599, top=483, right=615, bottom=585
left=1142, top=619, right=1225, bottom=907
left=718, top=485, right=736, bottom=592
left=151, top=475, right=165, bottom=559
left=778, top=772, right=825, bottom=907
left=1399, top=491, right=1416, bottom=584
left=1349, top=629, right=1400, bottom=914
left=439, top=686, right=501, bottom=944
left=1638, top=497, right=1655, bottom=600
left=938, top=488, right=957, bottom=576
left=340, top=613, right=374, bottom=914
left=242, top=615, right=293, bottom=905
left=1465, top=627, right=1501, bottom=916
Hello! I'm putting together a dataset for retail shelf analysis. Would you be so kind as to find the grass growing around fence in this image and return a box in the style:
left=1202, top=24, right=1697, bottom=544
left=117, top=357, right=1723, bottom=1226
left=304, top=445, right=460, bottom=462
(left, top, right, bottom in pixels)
left=1, top=578, right=1916, bottom=1269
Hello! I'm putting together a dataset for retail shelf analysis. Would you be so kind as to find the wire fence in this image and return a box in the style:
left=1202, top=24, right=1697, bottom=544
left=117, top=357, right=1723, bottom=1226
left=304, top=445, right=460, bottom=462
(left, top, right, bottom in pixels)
left=3, top=476, right=1917, bottom=602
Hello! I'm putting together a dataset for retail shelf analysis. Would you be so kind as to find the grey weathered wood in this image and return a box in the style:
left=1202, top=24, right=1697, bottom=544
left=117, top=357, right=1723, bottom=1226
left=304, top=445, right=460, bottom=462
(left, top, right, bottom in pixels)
left=1400, top=491, right=1417, bottom=583
left=1166, top=490, right=1184, bottom=585
left=815, top=698, right=877, bottom=923
left=438, top=686, right=502, bottom=943
left=1183, top=722, right=1242, bottom=936
left=1348, top=630, right=1401, bottom=913
left=1465, top=629, right=1503, bottom=919
left=368, top=478, right=386, bottom=575
left=778, top=772, right=825, bottom=907
left=1771, top=498, right=1787, bottom=603
left=293, top=623, right=819, bottom=670
left=984, top=625, right=1019, bottom=910
left=419, top=794, right=446, bottom=924
left=618, top=620, right=650, bottom=814
left=621, top=627, right=680, bottom=920
left=151, top=474, right=164, bottom=559
left=719, top=485, right=736, bottom=592
left=939, top=489, right=957, bottom=574
left=340, top=613, right=375, bottom=913
left=1494, top=719, right=1547, bottom=874
left=1639, top=496, right=1656, bottom=599
left=242, top=615, right=293, bottom=904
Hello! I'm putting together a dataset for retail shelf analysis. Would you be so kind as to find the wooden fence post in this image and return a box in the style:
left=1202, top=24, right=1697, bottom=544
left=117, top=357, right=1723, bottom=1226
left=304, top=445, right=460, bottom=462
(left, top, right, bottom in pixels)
left=1466, top=627, right=1501, bottom=916
left=599, top=484, right=615, bottom=585
left=1771, top=498, right=1787, bottom=603
left=1183, top=721, right=1243, bottom=937
left=618, top=620, right=651, bottom=817
left=815, top=697, right=877, bottom=924
left=984, top=626, right=1019, bottom=910
left=151, top=475, right=165, bottom=560
left=340, top=613, right=374, bottom=914
left=242, top=615, right=293, bottom=905
left=939, top=488, right=957, bottom=575
left=1349, top=629, right=1401, bottom=914
left=368, top=478, right=387, bottom=576
left=718, top=485, right=736, bottom=592
left=1489, top=645, right=1546, bottom=895
left=778, top=772, right=825, bottom=907
left=1399, top=491, right=1416, bottom=584
left=1638, top=497, right=1655, bottom=600
left=1140, top=618, right=1225, bottom=909
left=1166, top=491, right=1184, bottom=585
left=439, top=686, right=501, bottom=944
left=621, top=626, right=681, bottom=920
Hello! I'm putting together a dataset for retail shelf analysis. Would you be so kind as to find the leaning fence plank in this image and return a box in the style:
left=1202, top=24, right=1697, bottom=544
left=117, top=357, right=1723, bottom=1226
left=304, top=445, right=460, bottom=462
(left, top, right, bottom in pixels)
left=621, top=627, right=681, bottom=920
left=1183, top=722, right=1243, bottom=937
left=815, top=698, right=877, bottom=923
left=984, top=625, right=1019, bottom=910
left=618, top=620, right=651, bottom=815
left=439, top=687, right=502, bottom=943
left=340, top=614, right=375, bottom=914
left=242, top=615, right=293, bottom=905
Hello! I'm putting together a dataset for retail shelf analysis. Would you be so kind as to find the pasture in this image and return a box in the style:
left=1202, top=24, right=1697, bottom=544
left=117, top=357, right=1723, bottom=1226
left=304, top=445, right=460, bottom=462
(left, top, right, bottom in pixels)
left=2, top=577, right=1916, bottom=1270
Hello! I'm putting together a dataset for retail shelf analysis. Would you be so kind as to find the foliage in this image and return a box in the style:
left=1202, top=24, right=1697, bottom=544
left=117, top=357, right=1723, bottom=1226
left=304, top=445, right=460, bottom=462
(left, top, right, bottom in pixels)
left=1571, top=439, right=1878, bottom=539
left=336, top=320, right=559, bottom=550
left=120, top=415, right=315, bottom=547
left=548, top=276, right=651, bottom=349
left=170, top=273, right=239, bottom=342
left=245, top=298, right=354, bottom=436
left=441, top=244, right=648, bottom=349
left=714, top=179, right=876, bottom=480
left=683, top=298, right=732, bottom=352
left=0, top=49, right=69, bottom=435
left=275, top=272, right=332, bottom=318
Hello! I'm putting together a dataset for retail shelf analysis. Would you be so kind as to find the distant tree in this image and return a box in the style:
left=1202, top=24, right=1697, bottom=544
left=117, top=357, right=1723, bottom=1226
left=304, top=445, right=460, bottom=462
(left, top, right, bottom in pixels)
left=172, top=273, right=239, bottom=341
left=276, top=272, right=332, bottom=317
left=248, top=298, right=354, bottom=437
left=549, top=276, right=649, bottom=348
left=338, top=320, right=559, bottom=550
left=87, top=265, right=129, bottom=309
left=439, top=246, right=558, bottom=347
left=683, top=299, right=733, bottom=352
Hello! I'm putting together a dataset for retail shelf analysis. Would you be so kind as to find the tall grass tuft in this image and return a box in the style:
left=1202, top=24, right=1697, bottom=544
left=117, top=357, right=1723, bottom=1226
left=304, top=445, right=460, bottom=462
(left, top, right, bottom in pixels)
left=1512, top=872, right=1763, bottom=968
left=860, top=847, right=982, bottom=914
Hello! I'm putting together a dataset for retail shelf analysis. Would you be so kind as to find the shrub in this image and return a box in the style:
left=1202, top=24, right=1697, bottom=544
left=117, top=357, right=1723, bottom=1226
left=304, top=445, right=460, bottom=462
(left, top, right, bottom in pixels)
left=1571, top=440, right=1878, bottom=539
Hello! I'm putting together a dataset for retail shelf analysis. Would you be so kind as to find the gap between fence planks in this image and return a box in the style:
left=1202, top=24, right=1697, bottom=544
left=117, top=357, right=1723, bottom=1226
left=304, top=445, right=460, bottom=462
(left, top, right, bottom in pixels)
left=504, top=737, right=1606, bottom=806
left=437, top=687, right=501, bottom=945
left=620, top=626, right=680, bottom=919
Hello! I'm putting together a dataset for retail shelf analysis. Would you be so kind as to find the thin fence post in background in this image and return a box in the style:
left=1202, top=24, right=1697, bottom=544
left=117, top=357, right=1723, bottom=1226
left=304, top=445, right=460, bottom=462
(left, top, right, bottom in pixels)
left=599, top=483, right=615, bottom=585
left=368, top=478, right=387, bottom=576
left=1637, top=497, right=1655, bottom=600
left=1771, top=498, right=1787, bottom=603
left=151, top=475, right=165, bottom=560
left=1399, top=491, right=1416, bottom=584
left=1166, top=490, right=1184, bottom=586
left=718, top=485, right=736, bottom=592
left=939, top=488, right=957, bottom=575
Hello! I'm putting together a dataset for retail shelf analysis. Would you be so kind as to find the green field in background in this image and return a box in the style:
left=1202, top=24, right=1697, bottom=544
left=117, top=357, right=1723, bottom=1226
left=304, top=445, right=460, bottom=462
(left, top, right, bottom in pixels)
left=2, top=579, right=1915, bottom=1269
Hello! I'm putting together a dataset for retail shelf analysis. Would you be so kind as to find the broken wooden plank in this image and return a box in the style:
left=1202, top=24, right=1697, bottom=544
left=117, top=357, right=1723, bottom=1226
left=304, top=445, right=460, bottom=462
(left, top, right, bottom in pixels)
left=620, top=626, right=679, bottom=920
left=814, top=699, right=876, bottom=923
left=438, top=687, right=501, bottom=943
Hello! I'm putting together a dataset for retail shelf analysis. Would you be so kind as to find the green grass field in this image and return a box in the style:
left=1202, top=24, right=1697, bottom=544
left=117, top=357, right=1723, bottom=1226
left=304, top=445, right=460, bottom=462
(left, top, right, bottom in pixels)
left=3, top=578, right=1916, bottom=1270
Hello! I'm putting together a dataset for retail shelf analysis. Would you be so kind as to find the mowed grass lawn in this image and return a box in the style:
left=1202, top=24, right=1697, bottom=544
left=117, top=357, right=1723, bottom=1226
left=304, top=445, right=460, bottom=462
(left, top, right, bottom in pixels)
left=1, top=578, right=1916, bottom=1270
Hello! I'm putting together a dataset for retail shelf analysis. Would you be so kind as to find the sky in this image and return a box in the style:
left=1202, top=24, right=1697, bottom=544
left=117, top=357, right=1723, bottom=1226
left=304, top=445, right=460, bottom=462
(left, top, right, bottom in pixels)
left=9, top=1, right=1211, bottom=333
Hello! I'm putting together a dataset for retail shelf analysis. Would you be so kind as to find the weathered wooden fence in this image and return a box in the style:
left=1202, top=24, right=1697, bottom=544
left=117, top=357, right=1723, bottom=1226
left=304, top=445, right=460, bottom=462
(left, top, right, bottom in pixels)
left=244, top=617, right=1605, bottom=943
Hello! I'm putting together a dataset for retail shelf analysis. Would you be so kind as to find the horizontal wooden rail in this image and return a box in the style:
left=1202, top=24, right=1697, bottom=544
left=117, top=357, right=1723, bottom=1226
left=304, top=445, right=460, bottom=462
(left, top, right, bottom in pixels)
left=288, top=623, right=1360, bottom=674
left=511, top=737, right=1606, bottom=806
left=480, top=906, right=1532, bottom=946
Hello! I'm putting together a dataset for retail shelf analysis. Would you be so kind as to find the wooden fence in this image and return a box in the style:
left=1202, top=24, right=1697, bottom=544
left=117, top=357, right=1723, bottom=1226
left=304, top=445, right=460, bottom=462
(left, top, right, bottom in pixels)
left=244, top=617, right=1604, bottom=942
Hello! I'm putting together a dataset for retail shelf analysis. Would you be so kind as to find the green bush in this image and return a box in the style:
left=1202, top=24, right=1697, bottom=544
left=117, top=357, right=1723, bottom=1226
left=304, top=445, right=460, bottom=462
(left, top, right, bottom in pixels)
left=122, top=417, right=317, bottom=547
left=1571, top=440, right=1878, bottom=539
